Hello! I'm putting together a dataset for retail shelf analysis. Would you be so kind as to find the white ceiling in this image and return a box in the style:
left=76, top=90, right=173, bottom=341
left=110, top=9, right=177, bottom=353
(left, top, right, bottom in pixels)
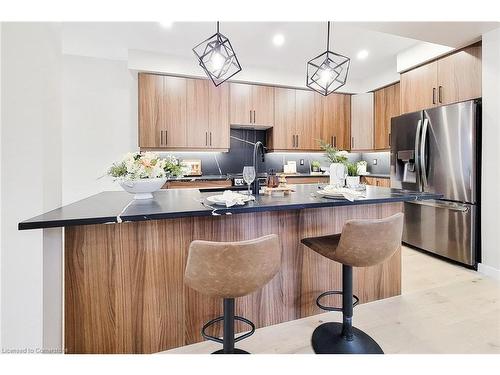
left=62, top=22, right=419, bottom=83
left=62, top=21, right=498, bottom=91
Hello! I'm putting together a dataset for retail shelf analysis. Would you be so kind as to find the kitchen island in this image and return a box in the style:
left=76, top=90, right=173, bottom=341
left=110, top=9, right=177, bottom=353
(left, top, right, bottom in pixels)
left=19, top=185, right=440, bottom=354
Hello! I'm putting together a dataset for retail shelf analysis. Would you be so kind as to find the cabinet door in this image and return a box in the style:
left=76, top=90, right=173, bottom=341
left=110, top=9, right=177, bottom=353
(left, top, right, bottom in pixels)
left=272, top=87, right=296, bottom=150
left=229, top=83, right=253, bottom=125
left=186, top=79, right=209, bottom=148
left=400, top=61, right=438, bottom=114
left=208, top=83, right=230, bottom=149
left=252, top=85, right=274, bottom=126
left=323, top=93, right=351, bottom=150
left=351, top=93, right=374, bottom=150
left=374, top=82, right=400, bottom=150
left=138, top=73, right=163, bottom=148
left=162, top=76, right=187, bottom=147
left=295, top=89, right=318, bottom=150
left=437, top=44, right=481, bottom=105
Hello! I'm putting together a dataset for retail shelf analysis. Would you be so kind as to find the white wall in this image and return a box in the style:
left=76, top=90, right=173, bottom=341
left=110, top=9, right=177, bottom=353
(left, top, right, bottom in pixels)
left=1, top=23, right=62, bottom=351
left=479, top=27, right=500, bottom=279
left=62, top=55, right=138, bottom=204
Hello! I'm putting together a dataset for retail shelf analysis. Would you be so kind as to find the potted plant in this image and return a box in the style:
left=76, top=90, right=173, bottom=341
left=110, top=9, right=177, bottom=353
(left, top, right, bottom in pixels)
left=357, top=160, right=367, bottom=175
left=319, top=140, right=348, bottom=187
left=345, top=162, right=361, bottom=188
left=107, top=152, right=183, bottom=199
left=311, top=160, right=321, bottom=173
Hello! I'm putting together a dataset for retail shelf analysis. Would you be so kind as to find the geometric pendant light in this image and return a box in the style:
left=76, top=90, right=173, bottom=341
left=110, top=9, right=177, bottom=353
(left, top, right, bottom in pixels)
left=306, top=22, right=350, bottom=96
left=193, top=22, right=242, bottom=86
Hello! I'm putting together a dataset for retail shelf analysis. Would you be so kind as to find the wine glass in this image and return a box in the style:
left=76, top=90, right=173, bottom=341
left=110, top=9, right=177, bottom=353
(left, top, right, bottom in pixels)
left=242, top=166, right=256, bottom=196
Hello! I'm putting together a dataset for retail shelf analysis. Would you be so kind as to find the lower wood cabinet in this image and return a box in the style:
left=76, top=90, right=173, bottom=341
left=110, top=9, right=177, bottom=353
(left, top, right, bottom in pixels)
left=362, top=176, right=391, bottom=187
left=286, top=176, right=329, bottom=184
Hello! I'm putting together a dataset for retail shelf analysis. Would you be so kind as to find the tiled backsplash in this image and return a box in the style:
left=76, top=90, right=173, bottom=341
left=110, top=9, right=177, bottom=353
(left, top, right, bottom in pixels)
left=161, top=129, right=390, bottom=176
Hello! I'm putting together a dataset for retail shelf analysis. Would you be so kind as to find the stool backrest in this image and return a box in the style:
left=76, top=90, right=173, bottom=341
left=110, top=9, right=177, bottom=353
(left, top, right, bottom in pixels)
left=335, top=213, right=404, bottom=267
left=185, top=234, right=281, bottom=298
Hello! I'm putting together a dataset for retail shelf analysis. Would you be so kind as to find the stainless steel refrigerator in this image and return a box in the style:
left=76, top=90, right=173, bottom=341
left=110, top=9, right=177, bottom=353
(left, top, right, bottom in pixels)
left=390, top=99, right=481, bottom=267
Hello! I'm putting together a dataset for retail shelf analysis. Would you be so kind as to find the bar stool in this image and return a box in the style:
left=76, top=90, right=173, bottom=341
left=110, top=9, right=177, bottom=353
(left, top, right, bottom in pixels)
left=184, top=234, right=281, bottom=354
left=301, top=213, right=404, bottom=354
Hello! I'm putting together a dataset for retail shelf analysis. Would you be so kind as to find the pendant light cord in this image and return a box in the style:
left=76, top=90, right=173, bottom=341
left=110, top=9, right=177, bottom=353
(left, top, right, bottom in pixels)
left=326, top=21, right=331, bottom=51
left=217, top=21, right=220, bottom=33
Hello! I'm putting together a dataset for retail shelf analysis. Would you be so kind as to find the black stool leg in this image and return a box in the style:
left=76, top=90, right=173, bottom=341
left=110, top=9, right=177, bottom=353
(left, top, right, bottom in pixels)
left=311, top=265, right=384, bottom=354
left=209, top=298, right=250, bottom=354
left=223, top=298, right=235, bottom=353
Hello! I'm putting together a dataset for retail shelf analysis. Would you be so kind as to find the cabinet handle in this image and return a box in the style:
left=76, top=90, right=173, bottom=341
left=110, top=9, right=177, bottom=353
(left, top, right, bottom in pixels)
left=253, top=110, right=256, bottom=124
left=165, top=130, right=168, bottom=145
left=250, top=110, right=252, bottom=123
left=388, top=132, right=391, bottom=147
left=292, top=135, right=295, bottom=148
left=160, top=130, right=163, bottom=145
left=296, top=135, right=299, bottom=148
left=432, top=88, right=436, bottom=104
left=205, top=132, right=208, bottom=146
left=334, top=136, right=337, bottom=147
left=438, top=86, right=443, bottom=104
left=210, top=132, right=212, bottom=146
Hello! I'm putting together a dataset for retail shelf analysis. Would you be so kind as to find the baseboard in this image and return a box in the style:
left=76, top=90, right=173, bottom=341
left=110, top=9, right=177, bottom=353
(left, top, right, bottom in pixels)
left=478, top=263, right=500, bottom=280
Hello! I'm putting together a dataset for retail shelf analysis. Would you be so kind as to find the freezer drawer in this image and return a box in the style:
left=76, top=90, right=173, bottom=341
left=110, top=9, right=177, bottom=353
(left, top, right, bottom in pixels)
left=403, top=200, right=476, bottom=266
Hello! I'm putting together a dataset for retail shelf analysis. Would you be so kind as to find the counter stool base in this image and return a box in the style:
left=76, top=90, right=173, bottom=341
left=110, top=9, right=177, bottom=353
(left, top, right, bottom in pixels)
left=311, top=322, right=383, bottom=354
left=213, top=348, right=250, bottom=354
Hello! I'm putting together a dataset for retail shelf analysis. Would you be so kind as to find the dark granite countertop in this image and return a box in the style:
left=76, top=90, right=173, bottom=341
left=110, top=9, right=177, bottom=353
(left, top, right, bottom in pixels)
left=19, top=185, right=440, bottom=230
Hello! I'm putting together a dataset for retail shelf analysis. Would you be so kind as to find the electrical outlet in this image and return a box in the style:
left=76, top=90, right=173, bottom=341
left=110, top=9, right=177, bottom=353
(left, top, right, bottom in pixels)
left=373, top=159, right=378, bottom=165
left=300, top=159, right=304, bottom=166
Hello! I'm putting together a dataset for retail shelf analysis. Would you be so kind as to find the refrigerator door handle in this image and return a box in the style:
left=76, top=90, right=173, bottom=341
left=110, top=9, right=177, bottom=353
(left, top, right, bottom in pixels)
left=414, top=119, right=422, bottom=191
left=420, top=118, right=429, bottom=189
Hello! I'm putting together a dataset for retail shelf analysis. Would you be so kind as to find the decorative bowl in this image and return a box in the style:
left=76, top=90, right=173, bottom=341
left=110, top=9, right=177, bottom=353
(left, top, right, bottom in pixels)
left=119, top=177, right=167, bottom=200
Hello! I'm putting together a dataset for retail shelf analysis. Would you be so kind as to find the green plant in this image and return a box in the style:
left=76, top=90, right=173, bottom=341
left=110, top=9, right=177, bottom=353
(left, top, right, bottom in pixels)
left=345, top=162, right=359, bottom=177
left=318, top=139, right=348, bottom=164
left=311, top=160, right=321, bottom=168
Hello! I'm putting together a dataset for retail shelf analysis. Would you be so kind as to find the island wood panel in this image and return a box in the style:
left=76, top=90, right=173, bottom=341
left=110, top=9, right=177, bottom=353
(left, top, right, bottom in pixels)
left=65, top=202, right=403, bottom=353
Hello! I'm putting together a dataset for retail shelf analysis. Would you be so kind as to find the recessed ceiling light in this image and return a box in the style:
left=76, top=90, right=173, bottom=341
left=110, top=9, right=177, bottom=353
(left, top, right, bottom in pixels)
left=272, top=34, right=285, bottom=47
left=159, top=21, right=173, bottom=29
left=357, top=49, right=369, bottom=60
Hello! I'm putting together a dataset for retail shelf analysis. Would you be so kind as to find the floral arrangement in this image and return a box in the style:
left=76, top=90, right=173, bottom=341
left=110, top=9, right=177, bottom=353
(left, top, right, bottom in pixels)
left=318, top=139, right=348, bottom=164
left=107, top=152, right=183, bottom=181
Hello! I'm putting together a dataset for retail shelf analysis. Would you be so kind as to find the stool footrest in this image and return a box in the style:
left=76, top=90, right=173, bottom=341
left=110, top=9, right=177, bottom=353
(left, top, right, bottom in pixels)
left=316, top=290, right=359, bottom=312
left=201, top=315, right=256, bottom=344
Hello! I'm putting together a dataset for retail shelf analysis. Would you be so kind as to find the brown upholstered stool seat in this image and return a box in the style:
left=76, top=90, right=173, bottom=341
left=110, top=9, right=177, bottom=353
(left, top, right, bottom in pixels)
left=301, top=213, right=404, bottom=354
left=185, top=234, right=281, bottom=354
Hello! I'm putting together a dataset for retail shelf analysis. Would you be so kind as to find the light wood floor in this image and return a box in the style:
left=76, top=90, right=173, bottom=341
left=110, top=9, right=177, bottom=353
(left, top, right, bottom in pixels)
left=164, top=246, right=500, bottom=354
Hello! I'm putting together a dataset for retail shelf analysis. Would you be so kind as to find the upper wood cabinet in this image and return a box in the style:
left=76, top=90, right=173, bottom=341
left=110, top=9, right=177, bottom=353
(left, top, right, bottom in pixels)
left=139, top=73, right=163, bottom=148
left=400, top=43, right=481, bottom=114
left=138, top=73, right=229, bottom=150
left=185, top=79, right=229, bottom=149
left=322, top=93, right=351, bottom=151
left=374, top=82, right=400, bottom=150
left=271, top=87, right=296, bottom=150
left=295, top=89, right=320, bottom=150
left=229, top=83, right=274, bottom=126
left=437, top=44, right=481, bottom=105
left=350, top=92, right=374, bottom=151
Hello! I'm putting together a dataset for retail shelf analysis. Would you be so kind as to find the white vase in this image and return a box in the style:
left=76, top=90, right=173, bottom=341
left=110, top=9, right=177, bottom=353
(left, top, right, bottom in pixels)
left=119, top=177, right=168, bottom=200
left=329, top=163, right=346, bottom=187
left=346, top=175, right=360, bottom=188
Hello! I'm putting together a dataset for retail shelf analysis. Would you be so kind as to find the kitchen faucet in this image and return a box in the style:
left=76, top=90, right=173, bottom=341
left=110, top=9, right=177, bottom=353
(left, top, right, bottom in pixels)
left=252, top=141, right=266, bottom=195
